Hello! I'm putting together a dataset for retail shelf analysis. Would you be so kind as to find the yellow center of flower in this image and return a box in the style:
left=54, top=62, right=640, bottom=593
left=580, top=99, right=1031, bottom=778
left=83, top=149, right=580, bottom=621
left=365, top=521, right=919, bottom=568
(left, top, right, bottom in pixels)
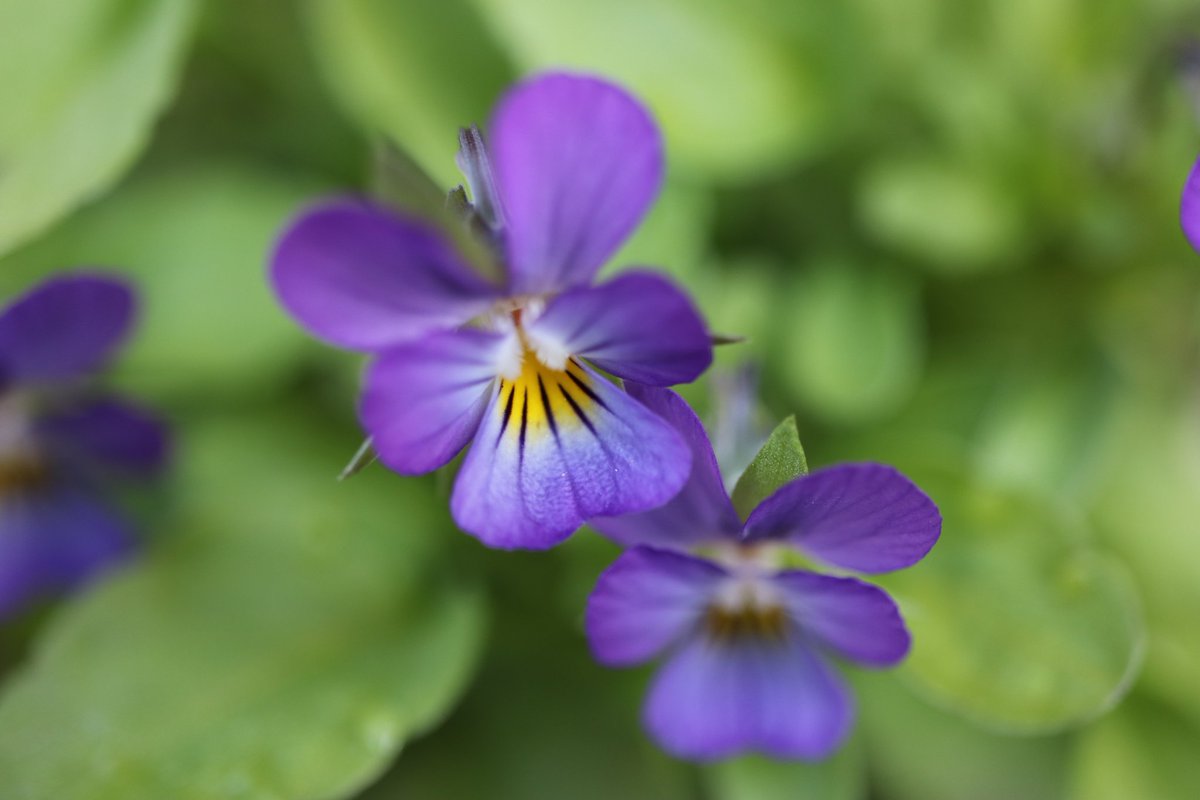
left=495, top=349, right=603, bottom=445
left=704, top=566, right=789, bottom=643
left=705, top=604, right=788, bottom=642
left=0, top=454, right=49, bottom=498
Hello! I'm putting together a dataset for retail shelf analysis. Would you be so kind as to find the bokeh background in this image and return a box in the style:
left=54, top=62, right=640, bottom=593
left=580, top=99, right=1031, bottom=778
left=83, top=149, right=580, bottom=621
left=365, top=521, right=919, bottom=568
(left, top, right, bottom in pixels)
left=1, top=1, right=1199, bottom=797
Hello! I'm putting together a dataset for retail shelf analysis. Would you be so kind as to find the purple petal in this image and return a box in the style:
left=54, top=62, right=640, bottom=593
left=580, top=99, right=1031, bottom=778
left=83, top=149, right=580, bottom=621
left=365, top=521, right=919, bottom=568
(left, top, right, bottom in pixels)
left=450, top=359, right=691, bottom=549
left=644, top=634, right=853, bottom=761
left=525, top=271, right=712, bottom=386
left=490, top=73, right=664, bottom=293
left=37, top=397, right=170, bottom=477
left=587, top=546, right=728, bottom=667
left=0, top=274, right=134, bottom=385
left=1183, top=156, right=1200, bottom=254
left=361, top=329, right=507, bottom=475
left=590, top=385, right=740, bottom=550
left=0, top=489, right=135, bottom=619
left=270, top=199, right=501, bottom=351
left=773, top=570, right=910, bottom=667
left=742, top=463, right=941, bottom=574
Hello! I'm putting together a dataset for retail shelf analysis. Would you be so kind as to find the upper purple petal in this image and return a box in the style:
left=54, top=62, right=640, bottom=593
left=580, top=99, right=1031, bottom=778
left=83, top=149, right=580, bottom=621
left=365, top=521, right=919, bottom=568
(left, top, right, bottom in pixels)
left=450, top=360, right=691, bottom=549
left=773, top=570, right=910, bottom=667
left=525, top=271, right=712, bottom=386
left=0, top=274, right=134, bottom=385
left=643, top=633, right=853, bottom=761
left=590, top=385, right=740, bottom=550
left=361, top=328, right=506, bottom=475
left=36, top=396, right=170, bottom=477
left=587, top=546, right=727, bottom=667
left=0, top=488, right=135, bottom=619
left=270, top=199, right=501, bottom=352
left=490, top=73, right=664, bottom=293
left=1182, top=155, right=1200, bottom=254
left=742, top=463, right=941, bottom=574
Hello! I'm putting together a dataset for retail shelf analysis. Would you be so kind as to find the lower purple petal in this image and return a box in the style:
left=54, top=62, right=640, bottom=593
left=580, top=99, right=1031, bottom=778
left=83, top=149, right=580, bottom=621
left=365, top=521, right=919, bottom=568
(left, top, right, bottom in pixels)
left=644, top=633, right=853, bottom=761
left=0, top=274, right=134, bottom=385
left=773, top=570, right=910, bottom=667
left=450, top=359, right=691, bottom=549
left=590, top=385, right=740, bottom=550
left=1182, top=156, right=1200, bottom=254
left=742, top=463, right=941, bottom=574
left=37, top=397, right=170, bottom=477
left=0, top=488, right=135, bottom=619
left=587, top=547, right=727, bottom=667
left=525, top=271, right=712, bottom=386
left=362, top=329, right=506, bottom=475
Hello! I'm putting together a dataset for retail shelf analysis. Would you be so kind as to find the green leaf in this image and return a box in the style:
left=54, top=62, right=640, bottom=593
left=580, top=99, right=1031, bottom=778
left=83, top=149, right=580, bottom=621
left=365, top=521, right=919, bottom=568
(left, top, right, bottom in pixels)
left=0, top=413, right=486, bottom=799
left=781, top=259, right=923, bottom=424
left=730, top=416, right=808, bottom=519
left=1070, top=697, right=1200, bottom=800
left=854, top=672, right=1069, bottom=800
left=882, top=463, right=1144, bottom=732
left=306, top=0, right=513, bottom=188
left=858, top=156, right=1025, bottom=274
left=704, top=744, right=865, bottom=800
left=0, top=163, right=325, bottom=399
left=0, top=0, right=197, bottom=256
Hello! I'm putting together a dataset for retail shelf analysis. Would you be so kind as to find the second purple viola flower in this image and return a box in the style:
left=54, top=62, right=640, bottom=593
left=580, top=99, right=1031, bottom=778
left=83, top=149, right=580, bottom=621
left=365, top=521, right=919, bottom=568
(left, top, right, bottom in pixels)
left=586, top=386, right=941, bottom=761
left=271, top=74, right=712, bottom=549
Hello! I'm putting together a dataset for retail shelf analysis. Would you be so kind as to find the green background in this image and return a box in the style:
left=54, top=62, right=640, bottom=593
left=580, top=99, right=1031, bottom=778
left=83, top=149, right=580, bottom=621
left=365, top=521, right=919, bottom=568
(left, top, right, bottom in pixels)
left=0, top=0, right=1198, bottom=797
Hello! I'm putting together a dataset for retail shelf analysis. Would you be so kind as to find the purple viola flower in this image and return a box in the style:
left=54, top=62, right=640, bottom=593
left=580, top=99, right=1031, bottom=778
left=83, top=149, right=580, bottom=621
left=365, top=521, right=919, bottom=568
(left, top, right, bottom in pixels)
left=271, top=73, right=713, bottom=549
left=0, top=275, right=168, bottom=619
left=1183, top=156, right=1200, bottom=254
left=585, top=386, right=941, bottom=761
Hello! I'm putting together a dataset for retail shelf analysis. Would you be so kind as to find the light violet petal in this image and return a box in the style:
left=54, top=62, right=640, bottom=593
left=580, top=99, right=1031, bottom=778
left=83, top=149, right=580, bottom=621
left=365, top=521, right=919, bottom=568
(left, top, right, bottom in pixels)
left=773, top=570, right=910, bottom=667
left=490, top=73, right=663, bottom=293
left=743, top=463, right=941, bottom=574
left=361, top=329, right=507, bottom=475
left=590, top=385, right=740, bottom=550
left=270, top=199, right=500, bottom=351
left=586, top=547, right=727, bottom=667
left=1182, top=156, right=1200, bottom=254
left=450, top=359, right=690, bottom=549
left=0, top=274, right=134, bottom=385
left=525, top=271, right=712, bottom=386
left=644, top=634, right=853, bottom=761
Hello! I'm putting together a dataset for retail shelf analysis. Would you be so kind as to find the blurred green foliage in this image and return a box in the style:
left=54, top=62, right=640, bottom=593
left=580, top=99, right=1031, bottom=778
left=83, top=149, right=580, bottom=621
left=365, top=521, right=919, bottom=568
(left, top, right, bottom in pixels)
left=0, top=0, right=1198, bottom=797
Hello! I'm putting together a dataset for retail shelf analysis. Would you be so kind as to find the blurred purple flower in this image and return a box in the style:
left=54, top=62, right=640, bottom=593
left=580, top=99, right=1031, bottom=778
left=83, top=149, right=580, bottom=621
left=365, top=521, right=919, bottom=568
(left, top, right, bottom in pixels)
left=1182, top=156, right=1200, bottom=255
left=585, top=386, right=940, bottom=761
left=271, top=73, right=712, bottom=549
left=0, top=275, right=168, bottom=619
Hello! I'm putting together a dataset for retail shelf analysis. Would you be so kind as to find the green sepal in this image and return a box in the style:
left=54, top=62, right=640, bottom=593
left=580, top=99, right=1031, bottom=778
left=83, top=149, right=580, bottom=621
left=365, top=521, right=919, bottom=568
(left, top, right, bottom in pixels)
left=730, top=415, right=809, bottom=520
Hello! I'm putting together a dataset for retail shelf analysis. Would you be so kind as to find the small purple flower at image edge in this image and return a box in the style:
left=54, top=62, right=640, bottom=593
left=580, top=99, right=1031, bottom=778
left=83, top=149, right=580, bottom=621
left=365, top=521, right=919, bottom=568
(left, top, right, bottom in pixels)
left=270, top=73, right=713, bottom=550
left=584, top=385, right=941, bottom=762
left=1182, top=154, right=1200, bottom=255
left=0, top=274, right=169, bottom=620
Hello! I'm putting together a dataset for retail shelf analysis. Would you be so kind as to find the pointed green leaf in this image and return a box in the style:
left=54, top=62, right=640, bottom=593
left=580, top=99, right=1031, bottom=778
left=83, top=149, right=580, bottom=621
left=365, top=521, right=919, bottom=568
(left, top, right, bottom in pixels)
left=0, top=414, right=486, bottom=799
left=0, top=0, right=197, bottom=256
left=371, top=140, right=502, bottom=282
left=731, top=415, right=808, bottom=519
